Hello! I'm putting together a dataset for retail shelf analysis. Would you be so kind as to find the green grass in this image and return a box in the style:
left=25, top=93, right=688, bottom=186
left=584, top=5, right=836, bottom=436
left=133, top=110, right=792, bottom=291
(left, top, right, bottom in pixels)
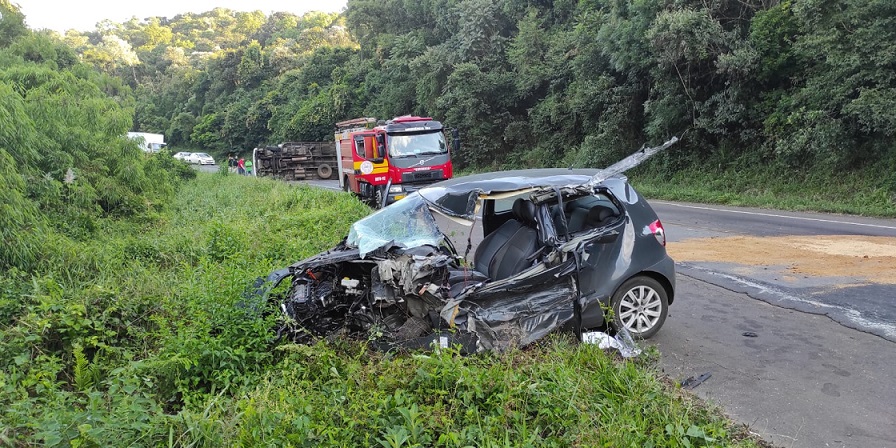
left=1, top=171, right=765, bottom=447
left=171, top=339, right=761, bottom=447
left=630, top=163, right=896, bottom=218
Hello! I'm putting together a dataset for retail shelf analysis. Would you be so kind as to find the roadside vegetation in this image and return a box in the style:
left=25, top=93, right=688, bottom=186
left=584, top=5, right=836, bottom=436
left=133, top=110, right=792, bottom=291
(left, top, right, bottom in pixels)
left=2, top=170, right=764, bottom=446
left=632, top=162, right=896, bottom=218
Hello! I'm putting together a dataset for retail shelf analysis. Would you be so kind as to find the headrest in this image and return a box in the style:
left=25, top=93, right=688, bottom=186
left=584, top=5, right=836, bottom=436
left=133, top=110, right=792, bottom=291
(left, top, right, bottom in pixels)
left=585, top=206, right=614, bottom=226
left=512, top=198, right=536, bottom=225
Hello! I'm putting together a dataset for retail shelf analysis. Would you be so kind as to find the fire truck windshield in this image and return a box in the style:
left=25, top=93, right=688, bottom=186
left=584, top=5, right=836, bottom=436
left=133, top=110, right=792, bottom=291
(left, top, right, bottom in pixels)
left=387, top=131, right=447, bottom=158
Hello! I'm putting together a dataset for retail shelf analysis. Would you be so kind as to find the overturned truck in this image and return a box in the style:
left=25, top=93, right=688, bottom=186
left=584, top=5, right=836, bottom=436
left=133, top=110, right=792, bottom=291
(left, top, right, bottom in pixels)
left=252, top=142, right=337, bottom=180
left=252, top=138, right=679, bottom=352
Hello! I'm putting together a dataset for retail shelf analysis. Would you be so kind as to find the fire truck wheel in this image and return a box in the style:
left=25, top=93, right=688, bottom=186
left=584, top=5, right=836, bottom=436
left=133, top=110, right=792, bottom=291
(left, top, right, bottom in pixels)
left=317, top=163, right=333, bottom=179
left=342, top=176, right=350, bottom=192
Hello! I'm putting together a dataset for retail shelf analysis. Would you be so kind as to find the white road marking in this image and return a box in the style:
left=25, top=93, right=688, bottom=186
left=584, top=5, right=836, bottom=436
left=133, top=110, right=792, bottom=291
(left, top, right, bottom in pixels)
left=683, top=265, right=896, bottom=339
left=654, top=201, right=896, bottom=231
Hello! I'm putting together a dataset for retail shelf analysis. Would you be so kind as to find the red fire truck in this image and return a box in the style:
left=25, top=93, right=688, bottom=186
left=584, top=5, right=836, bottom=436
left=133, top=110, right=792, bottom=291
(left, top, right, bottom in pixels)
left=335, top=115, right=458, bottom=207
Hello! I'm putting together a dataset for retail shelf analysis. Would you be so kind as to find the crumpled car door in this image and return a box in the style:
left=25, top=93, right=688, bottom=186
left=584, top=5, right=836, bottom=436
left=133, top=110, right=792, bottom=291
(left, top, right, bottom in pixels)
left=444, top=216, right=622, bottom=352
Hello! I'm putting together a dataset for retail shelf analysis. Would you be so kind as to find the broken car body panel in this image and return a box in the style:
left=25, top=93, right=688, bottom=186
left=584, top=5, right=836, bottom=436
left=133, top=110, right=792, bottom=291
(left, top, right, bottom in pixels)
left=260, top=140, right=677, bottom=351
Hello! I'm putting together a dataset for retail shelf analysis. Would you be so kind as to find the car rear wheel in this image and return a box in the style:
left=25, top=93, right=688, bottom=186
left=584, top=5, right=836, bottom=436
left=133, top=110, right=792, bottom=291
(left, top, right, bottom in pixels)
left=610, top=276, right=668, bottom=339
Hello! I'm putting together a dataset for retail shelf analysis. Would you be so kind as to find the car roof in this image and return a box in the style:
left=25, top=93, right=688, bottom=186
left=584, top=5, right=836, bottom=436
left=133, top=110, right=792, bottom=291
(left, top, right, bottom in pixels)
left=428, top=168, right=623, bottom=194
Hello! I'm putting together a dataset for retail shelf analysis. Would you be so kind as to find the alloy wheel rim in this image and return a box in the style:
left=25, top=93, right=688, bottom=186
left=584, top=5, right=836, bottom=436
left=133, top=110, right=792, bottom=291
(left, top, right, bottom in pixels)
left=618, top=285, right=662, bottom=334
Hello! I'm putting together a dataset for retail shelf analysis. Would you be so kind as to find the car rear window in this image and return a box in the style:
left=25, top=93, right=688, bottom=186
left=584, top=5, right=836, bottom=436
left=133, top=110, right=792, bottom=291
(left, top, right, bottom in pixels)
left=566, top=193, right=619, bottom=215
left=554, top=192, right=621, bottom=235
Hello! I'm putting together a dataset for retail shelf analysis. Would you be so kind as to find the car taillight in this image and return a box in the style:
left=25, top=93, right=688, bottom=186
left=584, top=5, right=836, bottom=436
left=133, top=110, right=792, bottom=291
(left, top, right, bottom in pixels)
left=648, top=219, right=666, bottom=246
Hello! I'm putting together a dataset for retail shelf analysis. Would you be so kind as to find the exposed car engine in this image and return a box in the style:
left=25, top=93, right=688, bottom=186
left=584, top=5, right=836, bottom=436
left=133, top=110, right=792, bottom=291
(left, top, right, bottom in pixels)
left=275, top=249, right=455, bottom=346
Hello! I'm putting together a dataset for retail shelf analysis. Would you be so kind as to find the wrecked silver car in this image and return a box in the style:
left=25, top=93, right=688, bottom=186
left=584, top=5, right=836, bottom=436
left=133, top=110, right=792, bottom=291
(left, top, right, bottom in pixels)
left=259, top=139, right=678, bottom=352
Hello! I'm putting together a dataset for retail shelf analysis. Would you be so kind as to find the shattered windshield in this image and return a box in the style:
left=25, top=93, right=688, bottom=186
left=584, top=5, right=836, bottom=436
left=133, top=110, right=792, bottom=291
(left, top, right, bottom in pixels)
left=347, top=194, right=444, bottom=257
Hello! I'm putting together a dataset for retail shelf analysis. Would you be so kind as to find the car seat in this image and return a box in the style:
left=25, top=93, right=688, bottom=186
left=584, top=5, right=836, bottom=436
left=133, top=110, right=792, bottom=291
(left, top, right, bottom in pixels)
left=449, top=198, right=542, bottom=296
left=475, top=198, right=540, bottom=281
left=583, top=205, right=616, bottom=229
left=567, top=203, right=617, bottom=233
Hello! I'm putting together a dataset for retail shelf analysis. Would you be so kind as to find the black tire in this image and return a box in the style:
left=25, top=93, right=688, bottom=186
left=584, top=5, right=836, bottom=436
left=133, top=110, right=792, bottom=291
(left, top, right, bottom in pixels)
left=342, top=176, right=350, bottom=192
left=610, top=276, right=668, bottom=339
left=317, top=163, right=333, bottom=179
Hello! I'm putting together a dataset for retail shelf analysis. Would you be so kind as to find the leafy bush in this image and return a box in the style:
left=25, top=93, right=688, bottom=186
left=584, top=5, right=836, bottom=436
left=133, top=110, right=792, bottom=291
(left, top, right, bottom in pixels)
left=0, top=173, right=371, bottom=445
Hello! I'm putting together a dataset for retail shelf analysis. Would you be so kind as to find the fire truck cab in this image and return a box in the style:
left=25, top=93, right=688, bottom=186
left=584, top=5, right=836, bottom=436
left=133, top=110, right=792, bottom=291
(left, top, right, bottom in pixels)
left=336, top=116, right=457, bottom=207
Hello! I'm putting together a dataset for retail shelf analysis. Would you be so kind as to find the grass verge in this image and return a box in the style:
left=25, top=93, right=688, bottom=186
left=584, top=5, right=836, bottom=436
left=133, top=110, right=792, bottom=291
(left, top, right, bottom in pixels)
left=630, top=164, right=896, bottom=218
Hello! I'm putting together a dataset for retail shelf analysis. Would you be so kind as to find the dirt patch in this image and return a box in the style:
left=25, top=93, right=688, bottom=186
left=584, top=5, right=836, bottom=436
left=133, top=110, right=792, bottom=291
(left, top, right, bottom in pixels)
left=669, top=235, right=896, bottom=285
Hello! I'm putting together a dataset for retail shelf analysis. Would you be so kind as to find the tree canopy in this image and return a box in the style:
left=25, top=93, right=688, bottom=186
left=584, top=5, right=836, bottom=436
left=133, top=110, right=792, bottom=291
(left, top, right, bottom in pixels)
left=23, top=0, right=896, bottom=177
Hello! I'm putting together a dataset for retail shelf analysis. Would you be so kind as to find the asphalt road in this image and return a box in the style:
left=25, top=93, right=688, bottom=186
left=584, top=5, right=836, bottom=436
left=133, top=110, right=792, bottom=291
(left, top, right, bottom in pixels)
left=213, top=172, right=896, bottom=447
left=194, top=163, right=220, bottom=174
left=653, top=201, right=896, bottom=341
left=650, top=201, right=896, bottom=448
left=654, top=276, right=895, bottom=448
left=654, top=201, right=896, bottom=239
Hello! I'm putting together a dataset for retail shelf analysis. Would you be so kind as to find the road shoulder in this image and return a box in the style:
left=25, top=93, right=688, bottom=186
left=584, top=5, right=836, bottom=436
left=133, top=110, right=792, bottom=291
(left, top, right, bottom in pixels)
left=650, top=274, right=896, bottom=448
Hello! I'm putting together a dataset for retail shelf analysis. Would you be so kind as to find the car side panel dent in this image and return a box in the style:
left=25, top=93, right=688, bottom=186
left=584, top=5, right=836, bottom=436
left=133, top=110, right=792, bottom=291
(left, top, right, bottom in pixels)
left=439, top=261, right=578, bottom=351
left=448, top=271, right=578, bottom=351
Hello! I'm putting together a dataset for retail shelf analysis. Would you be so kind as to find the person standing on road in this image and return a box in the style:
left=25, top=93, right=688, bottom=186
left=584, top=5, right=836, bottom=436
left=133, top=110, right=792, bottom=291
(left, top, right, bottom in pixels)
left=237, top=157, right=246, bottom=175
left=244, top=158, right=253, bottom=176
left=227, top=155, right=237, bottom=173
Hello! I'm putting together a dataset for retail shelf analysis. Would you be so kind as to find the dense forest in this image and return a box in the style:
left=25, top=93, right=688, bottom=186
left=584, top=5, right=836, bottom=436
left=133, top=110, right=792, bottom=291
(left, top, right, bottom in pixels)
left=24, top=0, right=894, bottom=178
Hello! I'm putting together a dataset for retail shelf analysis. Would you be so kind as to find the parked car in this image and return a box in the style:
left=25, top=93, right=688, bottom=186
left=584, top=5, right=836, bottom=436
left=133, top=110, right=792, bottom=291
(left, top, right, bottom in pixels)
left=172, top=152, right=192, bottom=161
left=253, top=139, right=677, bottom=352
left=186, top=152, right=215, bottom=165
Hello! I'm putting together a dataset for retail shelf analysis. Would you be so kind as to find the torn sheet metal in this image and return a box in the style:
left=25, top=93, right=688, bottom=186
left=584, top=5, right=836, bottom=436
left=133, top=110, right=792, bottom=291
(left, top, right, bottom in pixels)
left=269, top=245, right=582, bottom=353
left=377, top=253, right=453, bottom=296
left=586, top=136, right=679, bottom=188
left=450, top=268, right=579, bottom=351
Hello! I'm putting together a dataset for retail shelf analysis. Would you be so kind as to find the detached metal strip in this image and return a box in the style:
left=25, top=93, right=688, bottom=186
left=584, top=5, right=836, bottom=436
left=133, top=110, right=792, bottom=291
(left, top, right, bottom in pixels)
left=587, top=136, right=679, bottom=187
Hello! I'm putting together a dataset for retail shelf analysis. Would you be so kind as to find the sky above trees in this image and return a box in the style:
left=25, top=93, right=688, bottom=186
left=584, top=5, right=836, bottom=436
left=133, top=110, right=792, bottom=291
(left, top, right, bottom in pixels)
left=19, top=0, right=347, bottom=32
